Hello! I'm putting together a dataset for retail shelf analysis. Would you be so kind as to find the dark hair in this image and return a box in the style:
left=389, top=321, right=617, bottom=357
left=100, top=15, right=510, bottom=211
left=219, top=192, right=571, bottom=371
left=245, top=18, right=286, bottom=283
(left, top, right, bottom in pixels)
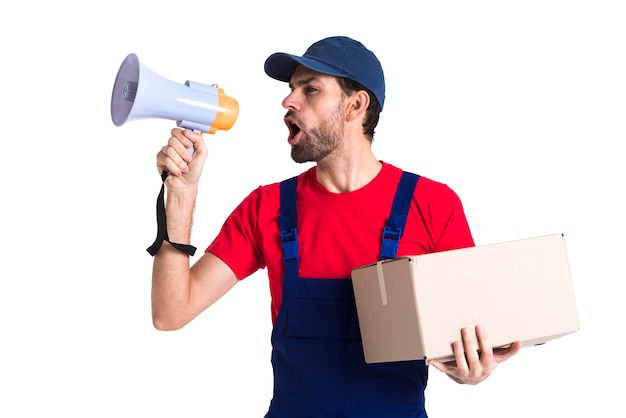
left=337, top=77, right=381, bottom=142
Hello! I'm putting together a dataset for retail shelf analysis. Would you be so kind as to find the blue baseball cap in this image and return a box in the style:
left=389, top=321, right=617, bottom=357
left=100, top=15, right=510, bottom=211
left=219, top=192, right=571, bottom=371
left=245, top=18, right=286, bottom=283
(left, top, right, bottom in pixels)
left=264, top=36, right=386, bottom=110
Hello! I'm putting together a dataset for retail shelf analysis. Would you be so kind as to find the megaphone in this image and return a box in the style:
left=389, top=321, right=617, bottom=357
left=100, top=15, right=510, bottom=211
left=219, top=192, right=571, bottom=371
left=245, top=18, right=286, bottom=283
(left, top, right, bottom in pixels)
left=110, top=53, right=239, bottom=143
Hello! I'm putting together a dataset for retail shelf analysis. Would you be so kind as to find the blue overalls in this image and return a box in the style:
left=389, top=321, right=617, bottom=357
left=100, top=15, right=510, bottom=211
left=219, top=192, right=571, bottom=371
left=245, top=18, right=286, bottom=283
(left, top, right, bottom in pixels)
left=265, top=172, right=428, bottom=418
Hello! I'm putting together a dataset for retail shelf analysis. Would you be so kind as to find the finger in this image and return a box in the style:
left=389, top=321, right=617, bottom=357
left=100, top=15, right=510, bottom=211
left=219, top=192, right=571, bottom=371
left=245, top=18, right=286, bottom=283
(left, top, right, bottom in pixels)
left=451, top=338, right=469, bottom=373
left=493, top=341, right=522, bottom=362
left=182, top=129, right=204, bottom=154
left=475, top=325, right=494, bottom=364
left=461, top=327, right=481, bottom=366
left=427, top=358, right=449, bottom=374
left=170, top=129, right=195, bottom=163
left=158, top=143, right=189, bottom=176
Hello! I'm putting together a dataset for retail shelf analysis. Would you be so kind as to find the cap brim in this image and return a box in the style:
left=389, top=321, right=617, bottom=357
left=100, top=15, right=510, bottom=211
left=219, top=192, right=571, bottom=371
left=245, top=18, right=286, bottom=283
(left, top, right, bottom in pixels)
left=264, top=52, right=349, bottom=82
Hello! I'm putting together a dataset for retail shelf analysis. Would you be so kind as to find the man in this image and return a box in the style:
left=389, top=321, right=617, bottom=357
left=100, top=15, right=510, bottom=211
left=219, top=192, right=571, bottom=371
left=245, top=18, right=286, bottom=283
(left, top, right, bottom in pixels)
left=152, top=36, right=521, bottom=417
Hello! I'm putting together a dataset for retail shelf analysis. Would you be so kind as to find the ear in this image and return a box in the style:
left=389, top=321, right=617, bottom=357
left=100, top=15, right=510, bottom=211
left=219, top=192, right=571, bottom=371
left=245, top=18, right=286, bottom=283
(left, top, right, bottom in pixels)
left=345, top=90, right=370, bottom=122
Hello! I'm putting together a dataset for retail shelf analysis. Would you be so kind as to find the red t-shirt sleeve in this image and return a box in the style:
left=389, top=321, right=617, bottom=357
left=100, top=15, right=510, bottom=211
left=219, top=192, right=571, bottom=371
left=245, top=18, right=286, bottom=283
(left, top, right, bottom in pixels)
left=428, top=183, right=475, bottom=252
left=400, top=177, right=475, bottom=256
left=205, top=184, right=279, bottom=280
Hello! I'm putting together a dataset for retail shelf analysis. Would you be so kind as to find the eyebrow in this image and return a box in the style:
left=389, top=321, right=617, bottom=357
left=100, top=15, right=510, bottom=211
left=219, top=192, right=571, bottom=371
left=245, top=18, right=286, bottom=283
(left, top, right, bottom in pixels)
left=289, top=76, right=321, bottom=89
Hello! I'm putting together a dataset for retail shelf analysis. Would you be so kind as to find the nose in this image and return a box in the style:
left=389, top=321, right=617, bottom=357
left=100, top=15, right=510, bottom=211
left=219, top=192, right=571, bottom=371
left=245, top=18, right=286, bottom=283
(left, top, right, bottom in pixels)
left=282, top=90, right=299, bottom=111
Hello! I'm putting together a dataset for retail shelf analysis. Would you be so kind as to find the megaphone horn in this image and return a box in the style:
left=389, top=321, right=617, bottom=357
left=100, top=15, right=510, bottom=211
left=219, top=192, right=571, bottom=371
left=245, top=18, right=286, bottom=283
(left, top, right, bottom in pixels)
left=110, top=53, right=239, bottom=136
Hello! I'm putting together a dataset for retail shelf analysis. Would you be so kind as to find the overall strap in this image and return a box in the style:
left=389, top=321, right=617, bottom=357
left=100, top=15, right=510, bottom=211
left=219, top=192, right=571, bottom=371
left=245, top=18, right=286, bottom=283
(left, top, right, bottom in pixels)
left=278, top=176, right=299, bottom=279
left=379, top=171, right=421, bottom=260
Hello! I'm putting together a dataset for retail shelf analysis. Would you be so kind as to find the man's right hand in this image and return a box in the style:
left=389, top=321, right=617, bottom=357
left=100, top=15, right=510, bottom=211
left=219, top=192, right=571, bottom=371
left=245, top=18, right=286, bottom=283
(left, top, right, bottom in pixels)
left=156, top=128, right=208, bottom=189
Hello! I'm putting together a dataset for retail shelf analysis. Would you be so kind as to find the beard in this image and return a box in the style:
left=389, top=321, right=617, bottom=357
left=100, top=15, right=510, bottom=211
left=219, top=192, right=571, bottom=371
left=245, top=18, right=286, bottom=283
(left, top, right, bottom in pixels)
left=290, top=105, right=345, bottom=164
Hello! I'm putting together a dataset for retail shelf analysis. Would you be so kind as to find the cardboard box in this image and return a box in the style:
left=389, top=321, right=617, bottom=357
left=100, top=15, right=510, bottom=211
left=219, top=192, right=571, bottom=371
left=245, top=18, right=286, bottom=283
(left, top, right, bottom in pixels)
left=351, top=233, right=580, bottom=363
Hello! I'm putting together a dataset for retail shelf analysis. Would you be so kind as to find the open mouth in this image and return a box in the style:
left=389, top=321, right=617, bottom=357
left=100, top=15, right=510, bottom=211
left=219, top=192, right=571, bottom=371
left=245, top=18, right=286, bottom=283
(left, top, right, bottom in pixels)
left=285, top=117, right=302, bottom=144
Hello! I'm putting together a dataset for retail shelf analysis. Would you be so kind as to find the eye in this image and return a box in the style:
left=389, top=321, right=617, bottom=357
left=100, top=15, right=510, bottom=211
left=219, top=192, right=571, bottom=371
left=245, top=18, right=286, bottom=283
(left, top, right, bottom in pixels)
left=305, top=86, right=318, bottom=94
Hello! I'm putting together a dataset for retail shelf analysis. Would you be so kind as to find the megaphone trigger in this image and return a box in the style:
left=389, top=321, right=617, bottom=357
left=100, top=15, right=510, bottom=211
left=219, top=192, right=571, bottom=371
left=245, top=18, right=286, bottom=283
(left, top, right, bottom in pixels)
left=110, top=54, right=239, bottom=137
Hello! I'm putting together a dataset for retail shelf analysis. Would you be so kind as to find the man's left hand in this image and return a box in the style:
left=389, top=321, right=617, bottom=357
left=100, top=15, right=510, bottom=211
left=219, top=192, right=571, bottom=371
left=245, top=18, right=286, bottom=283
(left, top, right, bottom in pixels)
left=428, top=325, right=522, bottom=385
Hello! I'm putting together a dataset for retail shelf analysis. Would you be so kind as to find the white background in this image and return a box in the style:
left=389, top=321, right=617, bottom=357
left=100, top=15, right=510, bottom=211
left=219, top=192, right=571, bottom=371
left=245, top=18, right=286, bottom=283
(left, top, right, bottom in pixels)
left=1, top=1, right=624, bottom=416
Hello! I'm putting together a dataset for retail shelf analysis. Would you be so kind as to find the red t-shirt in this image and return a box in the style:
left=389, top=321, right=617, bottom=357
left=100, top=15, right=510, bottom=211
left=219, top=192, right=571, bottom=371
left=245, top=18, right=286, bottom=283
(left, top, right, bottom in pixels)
left=207, top=162, right=474, bottom=323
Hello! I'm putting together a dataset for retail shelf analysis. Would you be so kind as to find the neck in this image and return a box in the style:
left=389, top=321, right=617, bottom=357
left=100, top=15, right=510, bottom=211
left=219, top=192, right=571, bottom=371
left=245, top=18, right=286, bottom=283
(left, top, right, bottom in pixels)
left=315, top=145, right=382, bottom=193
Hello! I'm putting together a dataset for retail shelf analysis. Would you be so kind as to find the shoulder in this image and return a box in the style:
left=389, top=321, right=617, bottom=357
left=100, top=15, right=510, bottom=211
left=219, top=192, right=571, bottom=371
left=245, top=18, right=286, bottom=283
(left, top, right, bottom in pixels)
left=236, top=166, right=316, bottom=208
left=382, top=162, right=461, bottom=198
left=382, top=162, right=465, bottom=209
left=416, top=176, right=462, bottom=200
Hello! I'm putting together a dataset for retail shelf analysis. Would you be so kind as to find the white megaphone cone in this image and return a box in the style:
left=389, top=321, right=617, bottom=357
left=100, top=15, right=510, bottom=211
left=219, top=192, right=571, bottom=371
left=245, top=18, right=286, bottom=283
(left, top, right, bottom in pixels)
left=110, top=54, right=239, bottom=152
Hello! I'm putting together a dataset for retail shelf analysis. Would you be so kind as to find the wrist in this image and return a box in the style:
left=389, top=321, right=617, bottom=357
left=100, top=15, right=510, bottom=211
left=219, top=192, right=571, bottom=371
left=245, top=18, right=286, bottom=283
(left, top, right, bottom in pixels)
left=146, top=173, right=198, bottom=257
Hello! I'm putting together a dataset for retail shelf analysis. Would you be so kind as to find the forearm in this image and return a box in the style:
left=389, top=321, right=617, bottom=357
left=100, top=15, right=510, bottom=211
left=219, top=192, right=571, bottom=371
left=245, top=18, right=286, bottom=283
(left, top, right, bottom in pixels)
left=164, top=186, right=197, bottom=244
left=151, top=187, right=198, bottom=330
